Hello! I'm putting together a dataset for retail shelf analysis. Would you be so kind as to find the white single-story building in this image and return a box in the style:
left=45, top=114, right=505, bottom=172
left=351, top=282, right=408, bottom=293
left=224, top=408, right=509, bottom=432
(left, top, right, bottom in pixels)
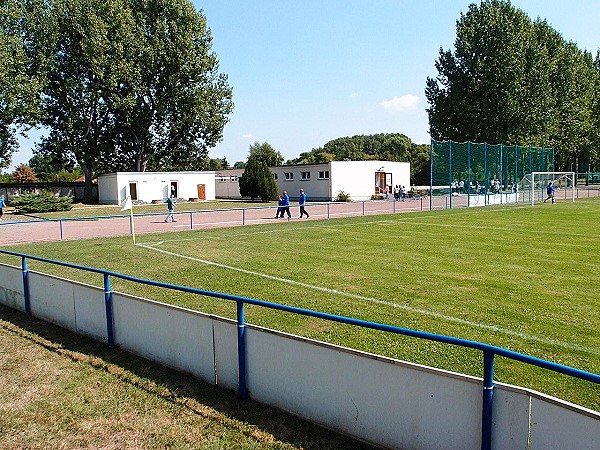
left=98, top=171, right=216, bottom=205
left=216, top=160, right=411, bottom=201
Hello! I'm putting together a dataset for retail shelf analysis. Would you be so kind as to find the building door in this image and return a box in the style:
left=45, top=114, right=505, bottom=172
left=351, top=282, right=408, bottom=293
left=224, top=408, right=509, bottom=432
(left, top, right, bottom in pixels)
left=170, top=181, right=178, bottom=198
left=375, top=172, right=386, bottom=194
left=129, top=182, right=138, bottom=200
left=197, top=184, right=206, bottom=200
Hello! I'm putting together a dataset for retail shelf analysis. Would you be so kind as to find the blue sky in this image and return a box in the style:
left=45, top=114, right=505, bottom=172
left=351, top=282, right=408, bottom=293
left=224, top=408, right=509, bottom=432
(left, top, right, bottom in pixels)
left=11, top=0, right=600, bottom=169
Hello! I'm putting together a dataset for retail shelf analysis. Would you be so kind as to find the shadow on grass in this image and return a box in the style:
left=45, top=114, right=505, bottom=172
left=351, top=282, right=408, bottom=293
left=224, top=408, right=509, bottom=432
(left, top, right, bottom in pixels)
left=0, top=305, right=378, bottom=450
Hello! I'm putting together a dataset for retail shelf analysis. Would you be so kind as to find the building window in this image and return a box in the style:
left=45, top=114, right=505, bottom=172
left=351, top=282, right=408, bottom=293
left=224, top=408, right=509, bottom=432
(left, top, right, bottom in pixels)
left=284, top=172, right=293, bottom=180
left=318, top=171, right=330, bottom=180
left=218, top=176, right=227, bottom=182
left=273, top=173, right=278, bottom=180
left=230, top=176, right=238, bottom=182
left=300, top=171, right=310, bottom=180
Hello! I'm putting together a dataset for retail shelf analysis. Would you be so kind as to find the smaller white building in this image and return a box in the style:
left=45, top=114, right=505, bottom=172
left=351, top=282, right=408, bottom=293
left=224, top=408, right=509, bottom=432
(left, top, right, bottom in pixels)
left=216, top=160, right=410, bottom=201
left=98, top=171, right=216, bottom=205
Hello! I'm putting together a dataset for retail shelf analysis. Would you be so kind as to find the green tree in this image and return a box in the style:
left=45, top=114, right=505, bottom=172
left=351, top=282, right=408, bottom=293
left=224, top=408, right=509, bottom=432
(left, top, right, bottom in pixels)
left=425, top=0, right=600, bottom=171
left=38, top=0, right=135, bottom=201
left=238, top=157, right=277, bottom=202
left=248, top=142, right=284, bottom=167
left=116, top=0, right=233, bottom=172
left=425, top=0, right=544, bottom=144
left=0, top=0, right=50, bottom=169
left=36, top=0, right=233, bottom=201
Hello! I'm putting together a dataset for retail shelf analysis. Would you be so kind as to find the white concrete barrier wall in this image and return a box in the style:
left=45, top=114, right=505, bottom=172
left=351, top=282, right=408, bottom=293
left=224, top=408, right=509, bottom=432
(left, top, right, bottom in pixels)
left=1, top=262, right=600, bottom=449
left=111, top=293, right=217, bottom=383
left=0, top=264, right=24, bottom=310
left=245, top=327, right=482, bottom=449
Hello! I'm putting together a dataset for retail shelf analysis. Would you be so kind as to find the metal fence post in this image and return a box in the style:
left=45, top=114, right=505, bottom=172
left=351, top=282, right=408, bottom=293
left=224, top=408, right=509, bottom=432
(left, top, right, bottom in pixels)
left=59, top=220, right=64, bottom=240
left=104, top=273, right=115, bottom=347
left=21, top=257, right=31, bottom=315
left=362, top=201, right=365, bottom=216
left=242, top=209, right=246, bottom=225
left=190, top=211, right=193, bottom=230
left=482, top=350, right=495, bottom=450
left=237, top=300, right=248, bottom=400
left=327, top=203, right=330, bottom=219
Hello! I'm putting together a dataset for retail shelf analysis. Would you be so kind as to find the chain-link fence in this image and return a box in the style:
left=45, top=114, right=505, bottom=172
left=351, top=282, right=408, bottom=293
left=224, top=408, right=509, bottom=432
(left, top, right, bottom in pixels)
left=431, top=140, right=554, bottom=195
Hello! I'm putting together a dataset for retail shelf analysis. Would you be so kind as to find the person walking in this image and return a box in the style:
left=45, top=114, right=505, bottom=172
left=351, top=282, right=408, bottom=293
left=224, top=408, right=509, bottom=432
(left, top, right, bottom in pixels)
left=274, top=195, right=283, bottom=218
left=544, top=181, right=555, bottom=203
left=282, top=191, right=291, bottom=220
left=164, top=195, right=177, bottom=222
left=298, top=189, right=309, bottom=219
left=0, top=195, right=5, bottom=220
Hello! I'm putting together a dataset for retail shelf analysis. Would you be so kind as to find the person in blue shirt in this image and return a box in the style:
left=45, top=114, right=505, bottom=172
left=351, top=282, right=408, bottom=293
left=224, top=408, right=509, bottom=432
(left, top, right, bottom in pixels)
left=274, top=195, right=284, bottom=218
left=298, top=189, right=309, bottom=218
left=164, top=195, right=177, bottom=222
left=0, top=196, right=5, bottom=220
left=544, top=182, right=555, bottom=203
left=282, top=191, right=291, bottom=220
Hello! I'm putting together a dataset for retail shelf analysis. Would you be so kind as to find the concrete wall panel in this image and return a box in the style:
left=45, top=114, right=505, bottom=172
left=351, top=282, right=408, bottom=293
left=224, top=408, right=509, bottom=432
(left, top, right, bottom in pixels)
left=491, top=386, right=531, bottom=450
left=29, top=272, right=76, bottom=331
left=0, top=264, right=24, bottom=310
left=111, top=294, right=216, bottom=382
left=246, top=328, right=482, bottom=450
left=212, top=318, right=239, bottom=391
left=530, top=396, right=600, bottom=450
left=73, top=283, right=108, bottom=342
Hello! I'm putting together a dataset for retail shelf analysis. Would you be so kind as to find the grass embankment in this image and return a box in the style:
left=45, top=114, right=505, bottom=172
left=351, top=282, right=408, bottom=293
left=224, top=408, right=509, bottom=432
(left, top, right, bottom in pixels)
left=0, top=305, right=375, bottom=449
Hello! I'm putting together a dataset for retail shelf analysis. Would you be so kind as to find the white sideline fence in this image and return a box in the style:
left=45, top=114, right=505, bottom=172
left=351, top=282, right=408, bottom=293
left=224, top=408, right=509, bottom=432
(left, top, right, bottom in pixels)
left=0, top=263, right=599, bottom=450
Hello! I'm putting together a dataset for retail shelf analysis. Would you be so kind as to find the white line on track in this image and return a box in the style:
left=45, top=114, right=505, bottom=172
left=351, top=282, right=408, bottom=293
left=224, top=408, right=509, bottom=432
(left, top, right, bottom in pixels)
left=137, top=242, right=600, bottom=356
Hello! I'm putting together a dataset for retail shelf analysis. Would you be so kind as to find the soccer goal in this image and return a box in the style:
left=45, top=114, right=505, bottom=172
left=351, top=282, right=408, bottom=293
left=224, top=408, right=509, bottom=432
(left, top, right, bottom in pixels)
left=521, top=172, right=575, bottom=205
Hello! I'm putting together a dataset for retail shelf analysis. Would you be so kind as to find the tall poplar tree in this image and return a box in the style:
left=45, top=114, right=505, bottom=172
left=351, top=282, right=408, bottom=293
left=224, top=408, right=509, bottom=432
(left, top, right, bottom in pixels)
left=425, top=0, right=600, bottom=171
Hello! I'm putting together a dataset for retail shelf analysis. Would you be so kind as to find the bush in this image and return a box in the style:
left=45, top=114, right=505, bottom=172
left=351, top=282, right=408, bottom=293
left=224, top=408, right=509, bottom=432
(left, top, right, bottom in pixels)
left=334, top=190, right=351, bottom=202
left=12, top=191, right=73, bottom=213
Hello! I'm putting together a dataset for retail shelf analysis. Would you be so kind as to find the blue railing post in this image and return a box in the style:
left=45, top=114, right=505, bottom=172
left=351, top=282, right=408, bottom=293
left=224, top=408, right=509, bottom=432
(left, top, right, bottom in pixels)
left=104, top=273, right=115, bottom=347
left=482, top=350, right=495, bottom=450
left=59, top=219, right=64, bottom=240
left=21, top=257, right=31, bottom=315
left=128, top=215, right=133, bottom=235
left=237, top=300, right=248, bottom=400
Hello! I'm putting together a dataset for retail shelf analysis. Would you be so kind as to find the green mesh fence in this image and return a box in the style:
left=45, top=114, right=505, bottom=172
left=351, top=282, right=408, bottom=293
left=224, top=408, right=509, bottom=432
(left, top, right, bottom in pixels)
left=430, top=140, right=554, bottom=195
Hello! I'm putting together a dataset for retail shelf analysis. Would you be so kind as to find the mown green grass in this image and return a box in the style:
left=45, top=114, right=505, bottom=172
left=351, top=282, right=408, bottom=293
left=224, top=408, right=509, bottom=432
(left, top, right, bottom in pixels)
left=3, top=198, right=600, bottom=411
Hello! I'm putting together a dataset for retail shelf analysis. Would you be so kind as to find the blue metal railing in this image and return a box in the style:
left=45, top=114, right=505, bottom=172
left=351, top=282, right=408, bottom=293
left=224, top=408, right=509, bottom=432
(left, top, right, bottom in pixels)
left=0, top=248, right=599, bottom=450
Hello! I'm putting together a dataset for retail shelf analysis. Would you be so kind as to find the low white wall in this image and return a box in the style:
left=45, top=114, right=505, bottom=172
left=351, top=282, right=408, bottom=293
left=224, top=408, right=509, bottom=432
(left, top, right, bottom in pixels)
left=1, top=262, right=599, bottom=450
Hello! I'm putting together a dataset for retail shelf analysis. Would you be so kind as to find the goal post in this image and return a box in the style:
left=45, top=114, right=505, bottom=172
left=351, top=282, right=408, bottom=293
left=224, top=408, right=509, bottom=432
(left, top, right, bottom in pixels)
left=526, top=172, right=576, bottom=205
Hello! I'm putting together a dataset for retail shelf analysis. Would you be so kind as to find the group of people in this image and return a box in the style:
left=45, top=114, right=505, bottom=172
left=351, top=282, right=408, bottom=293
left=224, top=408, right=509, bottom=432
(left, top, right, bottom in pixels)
left=275, top=189, right=310, bottom=220
left=392, top=185, right=408, bottom=201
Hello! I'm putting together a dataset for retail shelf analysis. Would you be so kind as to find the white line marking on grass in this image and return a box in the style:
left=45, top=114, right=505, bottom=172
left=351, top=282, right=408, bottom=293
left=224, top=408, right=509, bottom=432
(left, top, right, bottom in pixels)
left=137, top=242, right=600, bottom=356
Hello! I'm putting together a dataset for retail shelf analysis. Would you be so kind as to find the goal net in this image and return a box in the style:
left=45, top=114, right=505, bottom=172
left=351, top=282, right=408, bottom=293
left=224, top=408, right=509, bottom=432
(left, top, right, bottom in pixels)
left=520, top=172, right=575, bottom=205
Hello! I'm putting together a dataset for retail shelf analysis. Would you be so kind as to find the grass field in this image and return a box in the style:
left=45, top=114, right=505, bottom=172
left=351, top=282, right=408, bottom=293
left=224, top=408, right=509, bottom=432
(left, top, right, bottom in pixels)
left=2, top=198, right=600, bottom=412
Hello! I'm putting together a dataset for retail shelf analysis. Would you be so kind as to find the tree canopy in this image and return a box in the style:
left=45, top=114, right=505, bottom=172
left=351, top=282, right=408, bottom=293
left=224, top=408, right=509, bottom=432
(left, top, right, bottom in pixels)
left=425, top=0, right=600, bottom=172
left=288, top=133, right=430, bottom=184
left=5, top=0, right=233, bottom=201
left=0, top=0, right=50, bottom=169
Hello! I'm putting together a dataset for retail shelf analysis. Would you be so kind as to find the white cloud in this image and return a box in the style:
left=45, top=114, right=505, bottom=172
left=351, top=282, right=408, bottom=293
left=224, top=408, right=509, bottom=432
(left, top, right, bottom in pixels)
left=350, top=92, right=359, bottom=98
left=380, top=94, right=419, bottom=112
left=241, top=133, right=256, bottom=141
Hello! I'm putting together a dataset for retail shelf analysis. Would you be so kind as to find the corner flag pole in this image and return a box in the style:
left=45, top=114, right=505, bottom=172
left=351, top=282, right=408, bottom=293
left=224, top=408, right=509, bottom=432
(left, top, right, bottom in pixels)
left=120, top=196, right=136, bottom=244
